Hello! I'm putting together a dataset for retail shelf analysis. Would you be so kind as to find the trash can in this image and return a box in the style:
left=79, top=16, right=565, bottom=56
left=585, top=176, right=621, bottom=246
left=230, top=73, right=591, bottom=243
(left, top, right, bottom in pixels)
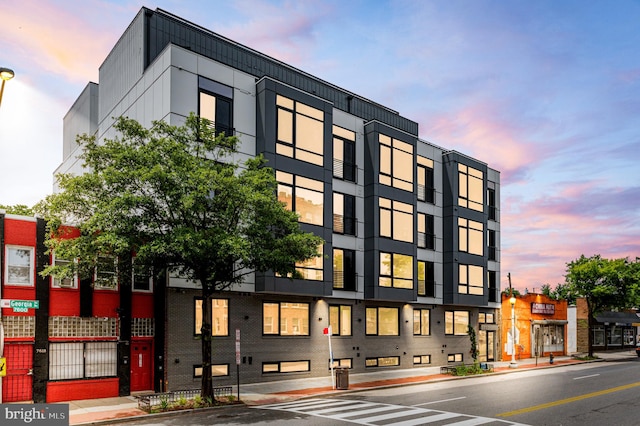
left=335, top=367, right=349, bottom=390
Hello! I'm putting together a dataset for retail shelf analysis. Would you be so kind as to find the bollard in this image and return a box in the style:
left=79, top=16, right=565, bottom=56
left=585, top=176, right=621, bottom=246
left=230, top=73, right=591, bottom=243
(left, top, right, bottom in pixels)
left=549, top=353, right=554, bottom=364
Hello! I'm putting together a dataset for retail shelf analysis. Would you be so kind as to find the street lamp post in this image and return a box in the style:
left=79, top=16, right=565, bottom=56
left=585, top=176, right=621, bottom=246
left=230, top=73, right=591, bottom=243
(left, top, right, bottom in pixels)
left=0, top=67, right=16, bottom=108
left=509, top=295, right=518, bottom=368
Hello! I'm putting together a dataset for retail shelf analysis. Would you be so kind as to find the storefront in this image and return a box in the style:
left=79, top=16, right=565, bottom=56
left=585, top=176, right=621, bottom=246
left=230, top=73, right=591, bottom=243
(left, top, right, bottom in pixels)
left=592, top=311, right=640, bottom=350
left=502, top=293, right=568, bottom=360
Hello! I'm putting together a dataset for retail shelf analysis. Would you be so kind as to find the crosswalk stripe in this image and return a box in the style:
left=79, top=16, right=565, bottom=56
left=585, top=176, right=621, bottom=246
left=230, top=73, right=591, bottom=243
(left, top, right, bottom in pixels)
left=256, top=398, right=530, bottom=426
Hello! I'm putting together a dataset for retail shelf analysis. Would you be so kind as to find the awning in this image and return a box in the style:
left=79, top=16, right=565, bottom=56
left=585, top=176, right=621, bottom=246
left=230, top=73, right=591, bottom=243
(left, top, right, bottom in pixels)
left=531, top=320, right=568, bottom=325
left=595, top=311, right=640, bottom=325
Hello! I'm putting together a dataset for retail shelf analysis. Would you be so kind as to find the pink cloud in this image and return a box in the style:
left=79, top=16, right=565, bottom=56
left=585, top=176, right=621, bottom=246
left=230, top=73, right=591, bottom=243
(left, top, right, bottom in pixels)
left=213, top=0, right=333, bottom=65
left=501, top=182, right=640, bottom=292
left=4, top=1, right=128, bottom=84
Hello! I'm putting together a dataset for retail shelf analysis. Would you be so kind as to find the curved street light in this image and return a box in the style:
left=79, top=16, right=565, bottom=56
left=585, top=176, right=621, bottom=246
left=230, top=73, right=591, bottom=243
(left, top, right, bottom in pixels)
left=0, top=67, right=16, bottom=108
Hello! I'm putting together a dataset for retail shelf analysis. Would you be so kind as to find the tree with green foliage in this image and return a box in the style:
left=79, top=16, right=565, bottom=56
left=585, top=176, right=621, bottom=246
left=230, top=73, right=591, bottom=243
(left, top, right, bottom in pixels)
left=565, top=254, right=640, bottom=356
left=0, top=204, right=36, bottom=216
left=541, top=283, right=577, bottom=304
left=39, top=114, right=324, bottom=398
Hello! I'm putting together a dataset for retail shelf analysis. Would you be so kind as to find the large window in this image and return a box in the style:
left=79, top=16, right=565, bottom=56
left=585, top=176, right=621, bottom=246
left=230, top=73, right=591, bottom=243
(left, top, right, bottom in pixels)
left=334, top=192, right=356, bottom=235
left=379, top=198, right=413, bottom=242
left=263, top=302, right=309, bottom=336
left=379, top=134, right=413, bottom=192
left=295, top=245, right=323, bottom=280
left=333, top=248, right=356, bottom=291
left=379, top=252, right=413, bottom=289
left=277, top=95, right=324, bottom=166
left=458, top=164, right=483, bottom=212
left=459, top=264, right=484, bottom=295
left=199, top=77, right=233, bottom=136
left=277, top=171, right=324, bottom=226
left=49, top=342, right=117, bottom=380
left=5, top=246, right=34, bottom=286
left=51, top=252, right=77, bottom=289
left=418, top=213, right=435, bottom=249
left=195, top=298, right=229, bottom=336
left=459, top=218, right=484, bottom=256
left=445, top=311, right=469, bottom=335
left=417, top=157, right=435, bottom=203
left=333, top=125, right=356, bottom=182
left=329, top=305, right=352, bottom=336
left=366, top=307, right=399, bottom=336
left=413, top=309, right=430, bottom=335
left=94, top=255, right=117, bottom=290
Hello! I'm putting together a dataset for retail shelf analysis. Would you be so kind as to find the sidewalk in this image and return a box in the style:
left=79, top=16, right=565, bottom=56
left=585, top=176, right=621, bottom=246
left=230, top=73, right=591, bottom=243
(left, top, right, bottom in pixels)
left=68, top=350, right=636, bottom=425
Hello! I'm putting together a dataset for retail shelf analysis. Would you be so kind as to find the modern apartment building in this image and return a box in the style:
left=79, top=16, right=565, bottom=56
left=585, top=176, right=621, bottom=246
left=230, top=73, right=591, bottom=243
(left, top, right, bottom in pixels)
left=1, top=7, right=501, bottom=403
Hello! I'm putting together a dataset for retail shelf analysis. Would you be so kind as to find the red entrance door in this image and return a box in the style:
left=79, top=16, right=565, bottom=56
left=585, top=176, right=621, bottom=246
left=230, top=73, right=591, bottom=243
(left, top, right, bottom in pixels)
left=3, top=343, right=33, bottom=402
left=130, top=341, right=153, bottom=392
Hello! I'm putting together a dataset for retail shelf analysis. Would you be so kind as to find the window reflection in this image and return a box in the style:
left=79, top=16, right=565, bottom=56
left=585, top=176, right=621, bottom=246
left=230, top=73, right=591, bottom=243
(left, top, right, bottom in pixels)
left=458, top=164, right=483, bottom=212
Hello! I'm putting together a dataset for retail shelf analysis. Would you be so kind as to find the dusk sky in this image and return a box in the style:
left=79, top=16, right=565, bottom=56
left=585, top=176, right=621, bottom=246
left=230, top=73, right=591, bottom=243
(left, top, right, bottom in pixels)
left=1, top=0, right=639, bottom=292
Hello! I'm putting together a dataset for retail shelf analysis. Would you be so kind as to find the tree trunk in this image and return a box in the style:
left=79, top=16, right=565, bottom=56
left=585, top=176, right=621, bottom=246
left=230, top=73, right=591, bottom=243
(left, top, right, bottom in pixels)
left=200, top=285, right=213, bottom=399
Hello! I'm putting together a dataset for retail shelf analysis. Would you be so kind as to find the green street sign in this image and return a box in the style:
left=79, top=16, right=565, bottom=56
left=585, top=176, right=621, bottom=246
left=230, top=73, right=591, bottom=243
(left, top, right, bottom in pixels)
left=1, top=299, right=40, bottom=313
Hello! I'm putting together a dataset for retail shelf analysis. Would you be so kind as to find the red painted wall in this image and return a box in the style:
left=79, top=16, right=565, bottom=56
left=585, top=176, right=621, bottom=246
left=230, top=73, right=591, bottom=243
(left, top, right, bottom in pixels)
left=47, top=378, right=119, bottom=402
left=2, top=217, right=37, bottom=317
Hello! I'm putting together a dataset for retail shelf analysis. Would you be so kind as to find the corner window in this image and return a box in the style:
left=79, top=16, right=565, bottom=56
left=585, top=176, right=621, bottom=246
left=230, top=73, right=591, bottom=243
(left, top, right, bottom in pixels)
left=379, top=134, right=413, bottom=192
left=459, top=264, right=484, bottom=295
left=277, top=95, right=324, bottom=166
left=333, top=248, right=356, bottom=291
left=379, top=252, right=413, bottom=289
left=379, top=198, right=413, bottom=243
left=277, top=171, right=324, bottom=226
left=329, top=305, right=352, bottom=336
left=295, top=245, right=323, bottom=280
left=263, top=302, right=309, bottom=336
left=459, top=218, right=484, bottom=256
left=5, top=246, right=34, bottom=286
left=445, top=311, right=469, bottom=335
left=458, top=164, right=483, bottom=212
left=198, top=77, right=233, bottom=136
left=366, top=307, right=399, bottom=336
left=333, top=125, right=356, bottom=182
left=195, top=298, right=229, bottom=336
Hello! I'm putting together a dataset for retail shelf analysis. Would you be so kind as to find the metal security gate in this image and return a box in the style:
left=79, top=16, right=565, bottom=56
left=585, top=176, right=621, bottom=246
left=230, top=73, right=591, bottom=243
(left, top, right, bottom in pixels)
left=3, top=343, right=33, bottom=402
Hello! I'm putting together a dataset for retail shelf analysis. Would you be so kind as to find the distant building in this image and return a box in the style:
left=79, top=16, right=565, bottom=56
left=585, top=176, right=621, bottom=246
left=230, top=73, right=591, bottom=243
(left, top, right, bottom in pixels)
left=501, top=292, right=567, bottom=360
left=1, top=6, right=501, bottom=403
left=575, top=298, right=639, bottom=353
